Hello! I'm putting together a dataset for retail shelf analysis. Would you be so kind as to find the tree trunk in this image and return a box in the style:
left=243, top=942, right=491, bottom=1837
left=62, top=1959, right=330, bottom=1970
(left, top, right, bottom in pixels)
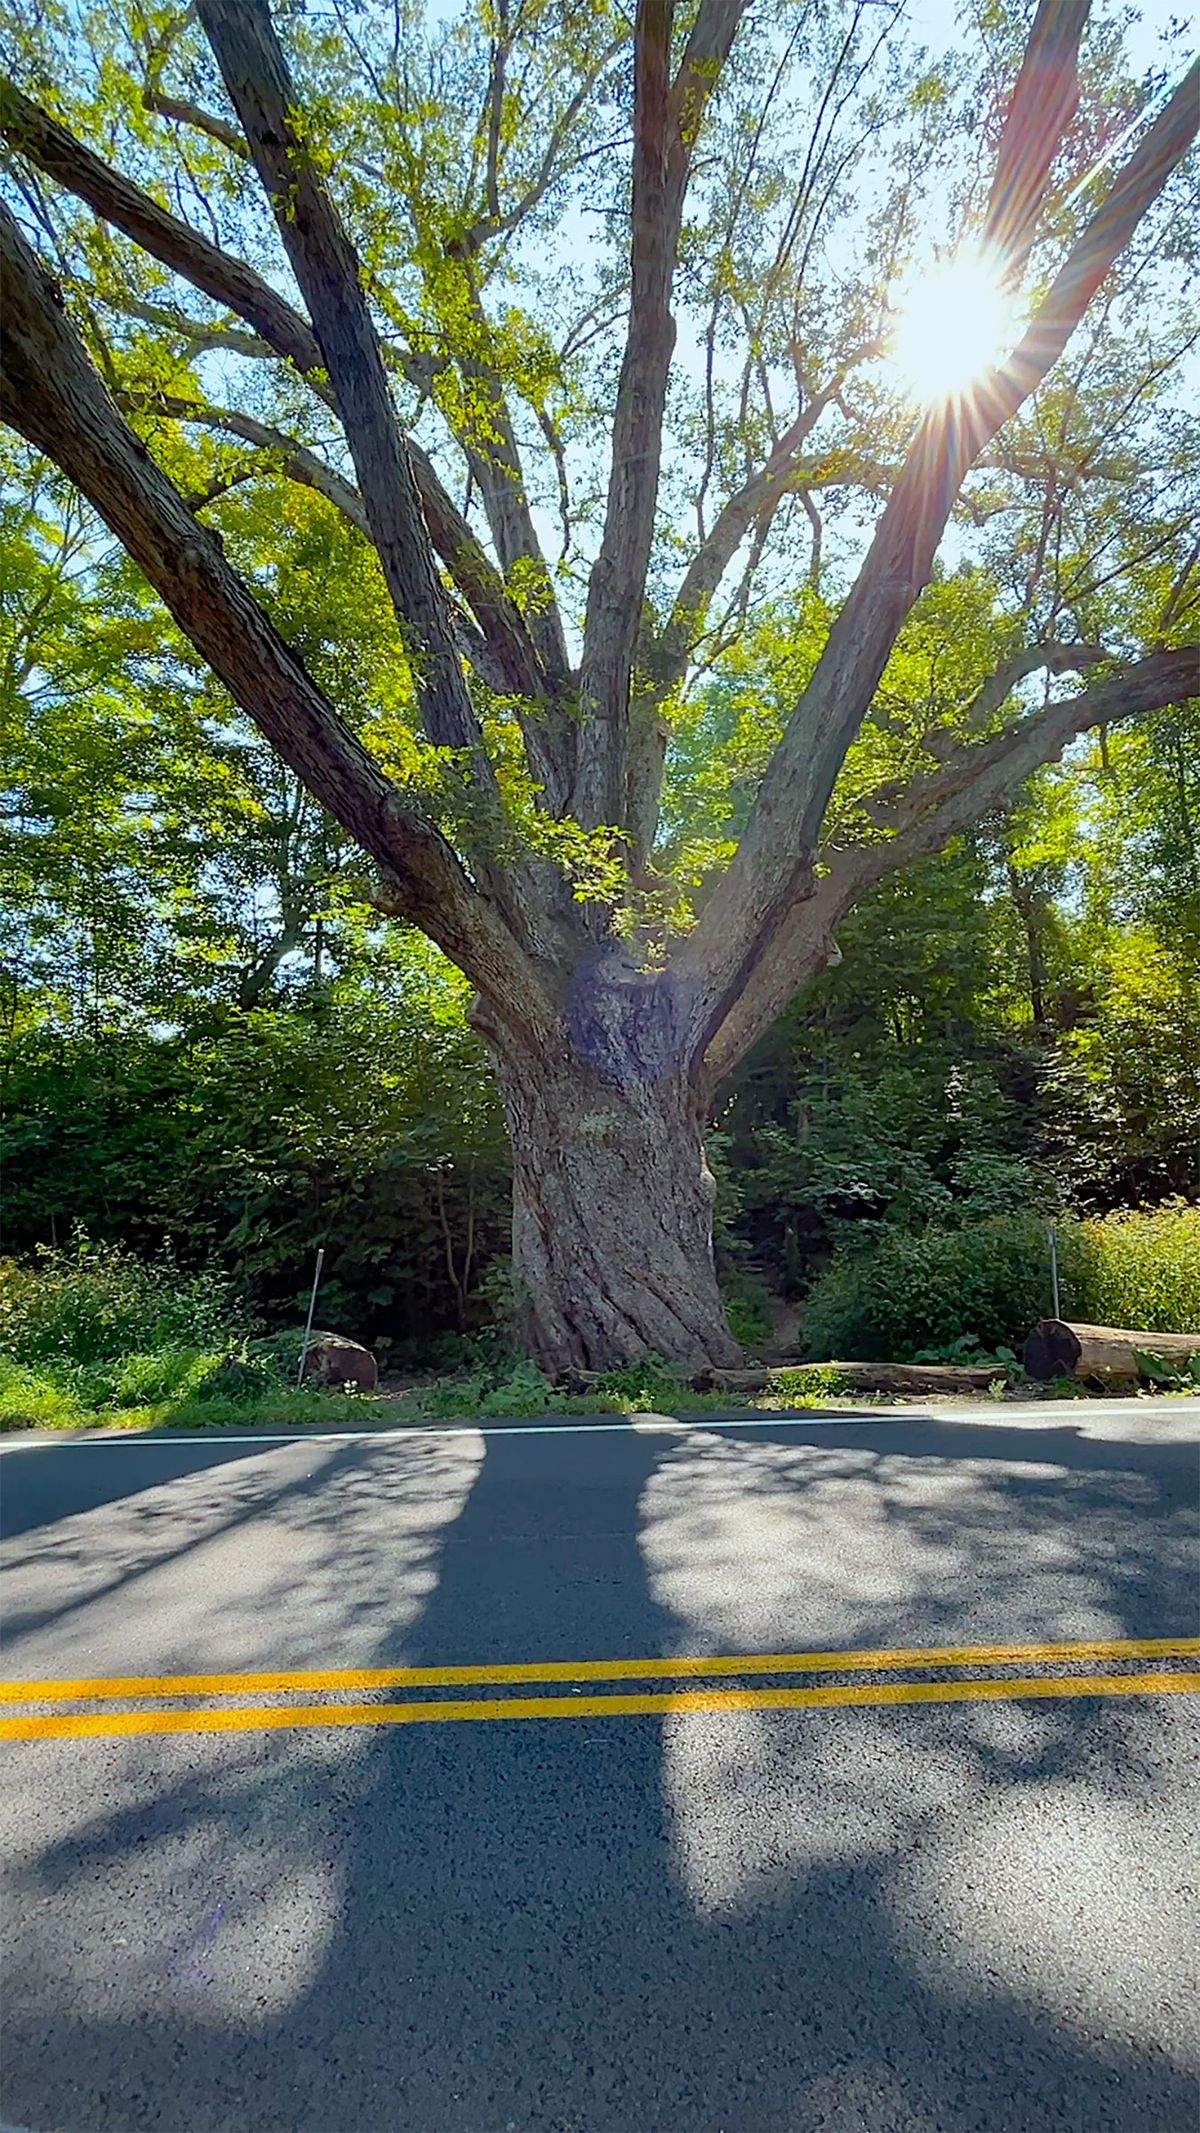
left=1006, top=862, right=1050, bottom=1030
left=485, top=972, right=741, bottom=1374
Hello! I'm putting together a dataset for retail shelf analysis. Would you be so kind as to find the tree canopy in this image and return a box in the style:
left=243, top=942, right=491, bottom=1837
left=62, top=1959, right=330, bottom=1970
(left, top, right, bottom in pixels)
left=2, top=0, right=1197, bottom=1366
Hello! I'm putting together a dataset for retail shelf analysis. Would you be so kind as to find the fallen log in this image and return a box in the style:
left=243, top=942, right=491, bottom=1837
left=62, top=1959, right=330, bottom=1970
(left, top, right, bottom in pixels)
left=1022, top=1318, right=1200, bottom=1384
left=693, top=1360, right=999, bottom=1397
left=829, top=1361, right=999, bottom=1396
left=561, top=1359, right=1000, bottom=1399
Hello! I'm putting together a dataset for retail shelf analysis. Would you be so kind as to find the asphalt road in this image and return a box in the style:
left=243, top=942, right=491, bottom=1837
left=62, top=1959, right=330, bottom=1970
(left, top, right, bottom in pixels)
left=1, top=1402, right=1197, bottom=2133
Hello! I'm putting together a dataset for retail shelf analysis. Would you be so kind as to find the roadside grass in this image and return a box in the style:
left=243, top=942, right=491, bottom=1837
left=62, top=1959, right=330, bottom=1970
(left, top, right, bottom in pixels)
left=0, top=1354, right=876, bottom=1434
left=6, top=1352, right=1188, bottom=1435
left=4, top=1239, right=1196, bottom=1435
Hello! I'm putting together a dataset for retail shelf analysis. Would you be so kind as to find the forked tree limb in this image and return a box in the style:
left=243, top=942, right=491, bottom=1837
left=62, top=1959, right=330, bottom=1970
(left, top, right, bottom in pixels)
left=117, top=382, right=556, bottom=756
left=699, top=642, right=1199, bottom=1090
left=0, top=76, right=325, bottom=379
left=0, top=200, right=557, bottom=1041
left=682, top=42, right=1200, bottom=1051
left=115, top=388, right=373, bottom=532
left=651, top=378, right=850, bottom=698
left=962, top=640, right=1109, bottom=726
left=0, top=75, right=562, bottom=760
left=114, top=387, right=531, bottom=685
left=452, top=37, right=624, bottom=257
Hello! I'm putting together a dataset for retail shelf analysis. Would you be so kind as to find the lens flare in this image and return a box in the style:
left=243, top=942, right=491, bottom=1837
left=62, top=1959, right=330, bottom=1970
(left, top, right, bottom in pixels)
left=888, top=245, right=1024, bottom=405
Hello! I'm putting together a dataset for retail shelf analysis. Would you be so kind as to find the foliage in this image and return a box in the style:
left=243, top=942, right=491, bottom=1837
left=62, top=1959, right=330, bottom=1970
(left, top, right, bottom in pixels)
left=0, top=967, right=511, bottom=1352
left=0, top=1359, right=387, bottom=1434
left=1135, top=1350, right=1200, bottom=1392
left=1071, top=1204, right=1200, bottom=1334
left=719, top=1269, right=775, bottom=1352
left=0, top=1237, right=243, bottom=1368
left=0, top=1357, right=95, bottom=1431
left=800, top=1215, right=1063, bottom=1361
left=0, top=1, right=1196, bottom=1373
left=910, top=1337, right=1022, bottom=1373
left=763, top=1366, right=854, bottom=1404
left=802, top=1205, right=1200, bottom=1362
left=0, top=1346, right=737, bottom=1432
left=73, top=1345, right=227, bottom=1411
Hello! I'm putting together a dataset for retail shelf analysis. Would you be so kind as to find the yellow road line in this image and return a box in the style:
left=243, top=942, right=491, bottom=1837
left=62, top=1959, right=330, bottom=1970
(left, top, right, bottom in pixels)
left=2, top=1670, right=1196, bottom=1742
left=2, top=1636, right=1196, bottom=1707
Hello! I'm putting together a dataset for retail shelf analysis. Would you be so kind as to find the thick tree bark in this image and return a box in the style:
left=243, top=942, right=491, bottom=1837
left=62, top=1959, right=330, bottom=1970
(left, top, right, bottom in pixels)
left=482, top=969, right=740, bottom=1371
left=500, top=1061, right=740, bottom=1373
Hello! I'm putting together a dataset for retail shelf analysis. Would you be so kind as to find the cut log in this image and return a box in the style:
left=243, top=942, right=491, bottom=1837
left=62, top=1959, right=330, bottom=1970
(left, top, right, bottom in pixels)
left=564, top=1360, right=998, bottom=1397
left=1022, top=1319, right=1200, bottom=1384
left=691, top=1360, right=999, bottom=1397
left=827, top=1361, right=999, bottom=1397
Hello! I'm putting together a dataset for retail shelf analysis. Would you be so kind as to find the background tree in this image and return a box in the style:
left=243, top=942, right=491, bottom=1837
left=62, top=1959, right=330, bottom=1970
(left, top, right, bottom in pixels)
left=1, top=0, right=1197, bottom=1368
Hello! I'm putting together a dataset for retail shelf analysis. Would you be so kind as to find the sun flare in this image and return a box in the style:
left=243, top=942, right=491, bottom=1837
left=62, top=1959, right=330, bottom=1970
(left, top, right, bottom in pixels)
left=888, top=246, right=1023, bottom=405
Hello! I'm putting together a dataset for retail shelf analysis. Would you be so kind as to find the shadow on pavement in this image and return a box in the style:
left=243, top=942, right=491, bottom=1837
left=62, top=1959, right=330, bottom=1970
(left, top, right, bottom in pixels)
left=2, top=1420, right=1197, bottom=2131
left=0, top=1436, right=282, bottom=1544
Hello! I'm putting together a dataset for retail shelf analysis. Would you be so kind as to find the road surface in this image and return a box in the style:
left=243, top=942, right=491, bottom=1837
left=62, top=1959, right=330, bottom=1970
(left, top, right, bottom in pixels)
left=1, top=1401, right=1198, bottom=2132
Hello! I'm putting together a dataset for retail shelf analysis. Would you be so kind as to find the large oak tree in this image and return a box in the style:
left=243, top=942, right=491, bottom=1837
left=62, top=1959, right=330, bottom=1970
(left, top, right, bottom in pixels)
left=2, top=0, right=1197, bottom=1368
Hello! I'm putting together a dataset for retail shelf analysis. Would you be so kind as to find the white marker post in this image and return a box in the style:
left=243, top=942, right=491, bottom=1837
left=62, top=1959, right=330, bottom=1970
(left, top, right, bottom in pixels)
left=1046, top=1220, right=1061, bottom=1319
left=297, top=1246, right=326, bottom=1388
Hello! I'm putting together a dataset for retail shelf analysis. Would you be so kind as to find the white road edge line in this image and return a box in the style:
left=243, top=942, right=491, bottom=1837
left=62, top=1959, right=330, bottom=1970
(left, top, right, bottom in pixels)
left=0, top=1401, right=1193, bottom=1450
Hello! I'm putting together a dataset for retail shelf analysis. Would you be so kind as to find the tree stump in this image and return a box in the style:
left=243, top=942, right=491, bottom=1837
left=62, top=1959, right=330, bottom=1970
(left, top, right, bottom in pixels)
left=301, top=1333, right=378, bottom=1390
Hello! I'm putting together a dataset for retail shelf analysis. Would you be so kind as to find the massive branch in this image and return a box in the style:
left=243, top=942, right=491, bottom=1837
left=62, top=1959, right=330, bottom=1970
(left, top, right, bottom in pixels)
left=682, top=31, right=1200, bottom=1050
left=701, top=642, right=1200, bottom=1090
left=195, top=0, right=486, bottom=769
left=573, top=0, right=749, bottom=829
left=0, top=201, right=555, bottom=1040
left=0, top=76, right=563, bottom=782
left=0, top=77, right=324, bottom=379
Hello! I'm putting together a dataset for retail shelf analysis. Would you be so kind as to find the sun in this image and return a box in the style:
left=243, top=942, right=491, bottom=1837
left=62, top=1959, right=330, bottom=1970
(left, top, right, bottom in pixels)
left=888, top=245, right=1024, bottom=406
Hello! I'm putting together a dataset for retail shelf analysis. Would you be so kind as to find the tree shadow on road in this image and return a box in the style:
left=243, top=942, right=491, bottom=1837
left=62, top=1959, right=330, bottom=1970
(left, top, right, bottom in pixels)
left=2, top=1417, right=1197, bottom=2132
left=0, top=1435, right=279, bottom=1544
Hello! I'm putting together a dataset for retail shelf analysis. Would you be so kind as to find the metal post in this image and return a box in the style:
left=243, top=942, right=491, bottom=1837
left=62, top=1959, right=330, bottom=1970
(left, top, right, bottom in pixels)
left=1046, top=1220, right=1060, bottom=1320
left=297, top=1246, right=325, bottom=1387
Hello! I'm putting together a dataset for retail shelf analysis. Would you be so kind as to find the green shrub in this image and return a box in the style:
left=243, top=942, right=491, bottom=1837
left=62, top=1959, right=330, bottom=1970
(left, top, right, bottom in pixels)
left=765, top=1365, right=853, bottom=1403
left=0, top=1237, right=244, bottom=1367
left=1070, top=1203, right=1200, bottom=1332
left=75, top=1346, right=223, bottom=1409
left=0, top=1357, right=94, bottom=1431
left=194, top=1332, right=309, bottom=1399
left=478, top=1361, right=567, bottom=1416
left=721, top=1270, right=774, bottom=1351
left=801, top=1216, right=1062, bottom=1360
left=800, top=1203, right=1200, bottom=1362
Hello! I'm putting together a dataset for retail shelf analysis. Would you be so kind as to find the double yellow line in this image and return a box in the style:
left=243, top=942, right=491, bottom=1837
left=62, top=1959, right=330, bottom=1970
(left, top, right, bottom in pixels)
left=2, top=1637, right=1196, bottom=1742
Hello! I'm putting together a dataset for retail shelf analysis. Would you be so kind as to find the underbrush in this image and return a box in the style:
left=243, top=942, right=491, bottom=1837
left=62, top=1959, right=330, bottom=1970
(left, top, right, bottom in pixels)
left=801, top=1203, right=1200, bottom=1362
left=0, top=1239, right=243, bottom=1365
left=3, top=1216, right=1194, bottom=1435
left=1071, top=1204, right=1200, bottom=1333
left=0, top=1349, right=867, bottom=1434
